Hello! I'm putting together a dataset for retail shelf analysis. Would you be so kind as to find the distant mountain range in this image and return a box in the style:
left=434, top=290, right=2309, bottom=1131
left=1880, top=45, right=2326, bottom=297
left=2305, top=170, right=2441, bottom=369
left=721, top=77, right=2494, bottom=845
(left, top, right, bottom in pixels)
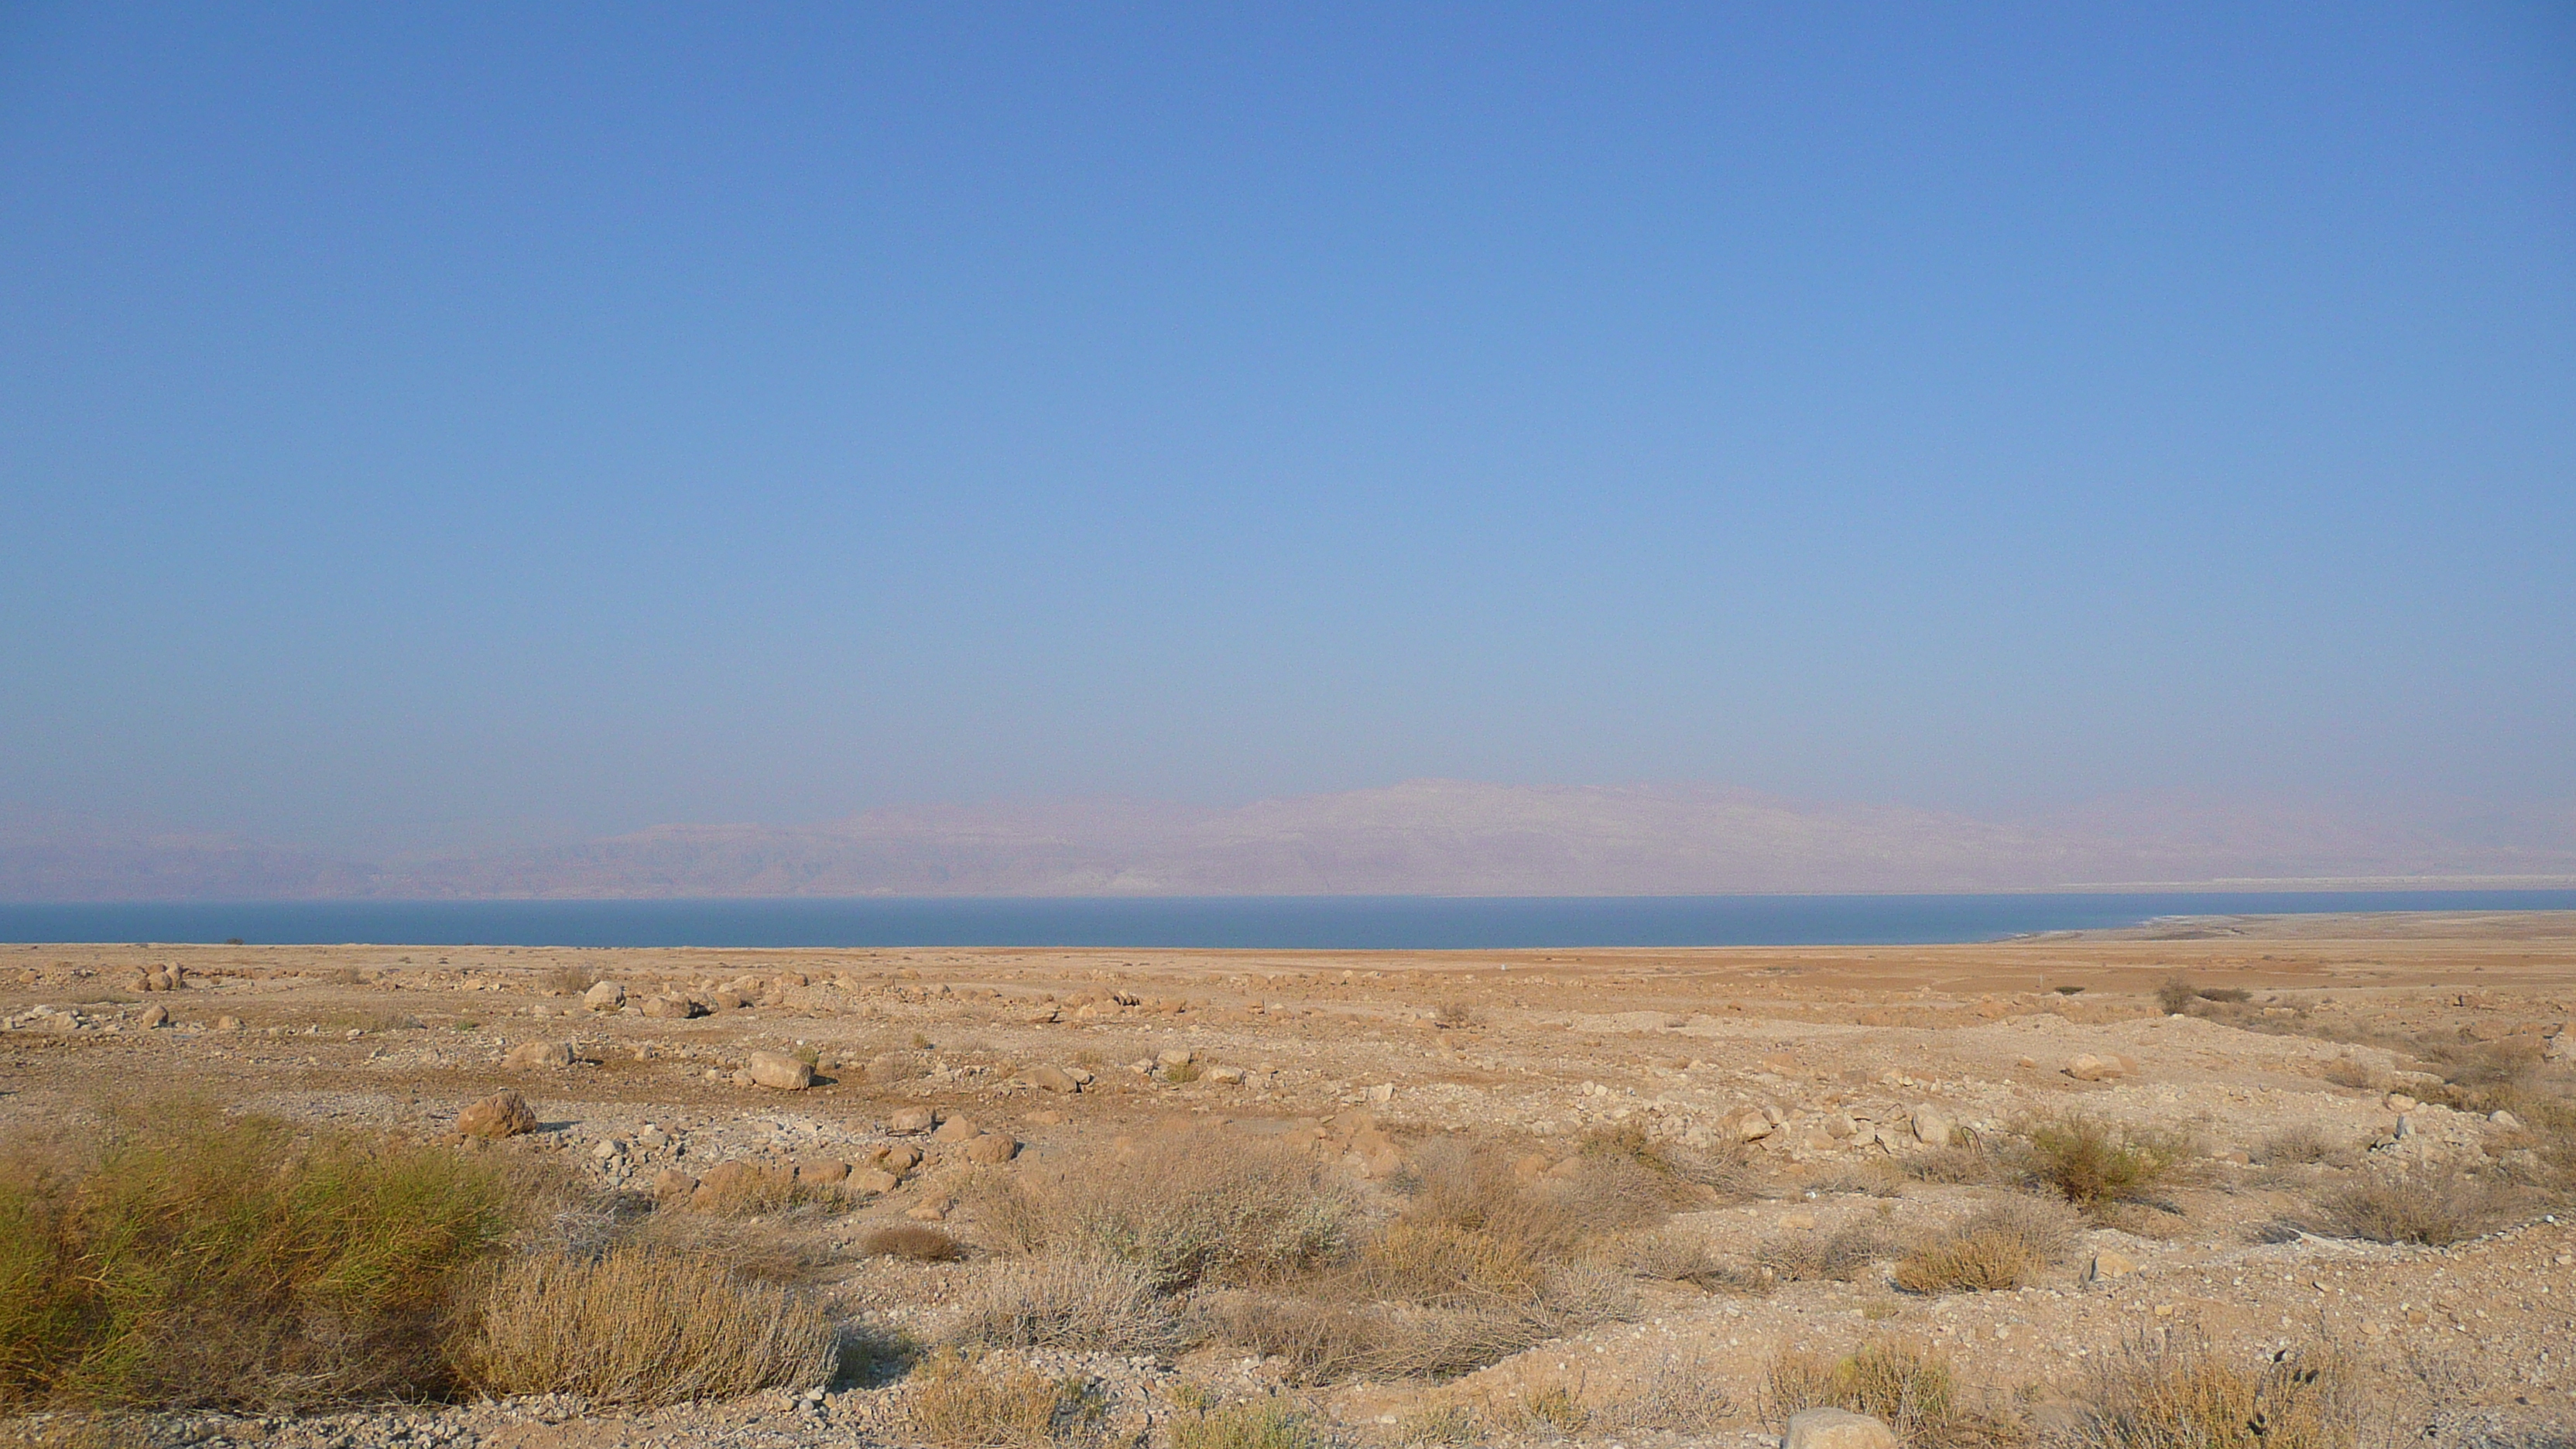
left=6, top=780, right=2574, bottom=900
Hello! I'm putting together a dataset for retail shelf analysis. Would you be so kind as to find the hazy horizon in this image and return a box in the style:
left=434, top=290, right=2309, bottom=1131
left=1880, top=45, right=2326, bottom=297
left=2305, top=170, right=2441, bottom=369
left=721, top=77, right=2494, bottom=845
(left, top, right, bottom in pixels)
left=5, top=7, right=2571, bottom=868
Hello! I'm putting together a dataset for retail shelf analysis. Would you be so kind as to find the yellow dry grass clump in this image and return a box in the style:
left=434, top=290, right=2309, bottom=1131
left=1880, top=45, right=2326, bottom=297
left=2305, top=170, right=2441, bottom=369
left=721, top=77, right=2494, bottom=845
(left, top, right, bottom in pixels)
left=2060, top=1338, right=2355, bottom=1449
left=1891, top=1197, right=2076, bottom=1294
left=0, top=1109, right=515, bottom=1409
left=465, top=1245, right=837, bottom=1405
left=905, top=1348, right=1105, bottom=1449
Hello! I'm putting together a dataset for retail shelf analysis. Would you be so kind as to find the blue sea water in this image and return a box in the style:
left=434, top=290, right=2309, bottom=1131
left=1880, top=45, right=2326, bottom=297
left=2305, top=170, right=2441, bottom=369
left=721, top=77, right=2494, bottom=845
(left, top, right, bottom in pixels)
left=0, top=890, right=2571, bottom=950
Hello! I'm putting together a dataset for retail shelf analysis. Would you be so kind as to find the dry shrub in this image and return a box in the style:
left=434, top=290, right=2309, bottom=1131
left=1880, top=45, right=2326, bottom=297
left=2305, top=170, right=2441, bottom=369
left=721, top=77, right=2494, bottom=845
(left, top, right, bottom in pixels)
left=1395, top=1403, right=1481, bottom=1444
left=1431, top=1002, right=1485, bottom=1029
left=543, top=964, right=598, bottom=995
left=1892, top=1198, right=2076, bottom=1294
left=2155, top=976, right=2197, bottom=1015
left=1764, top=1341, right=2015, bottom=1449
left=2252, top=1125, right=2345, bottom=1167
left=1201, top=1268, right=1636, bottom=1383
left=1168, top=1396, right=1328, bottom=1449
left=2304, top=1168, right=2518, bottom=1246
left=2197, top=987, right=2253, bottom=1005
left=1594, top=1228, right=1768, bottom=1293
left=467, top=1245, right=834, bottom=1404
left=2017, top=1116, right=2187, bottom=1211
left=1577, top=1120, right=1757, bottom=1199
left=951, top=1252, right=1187, bottom=1355
left=2059, top=1338, right=2355, bottom=1448
left=1905, top=1141, right=2009, bottom=1186
left=1587, top=1353, right=1735, bottom=1435
left=1164, top=1061, right=1204, bottom=1084
left=860, top=1222, right=965, bottom=1262
left=975, top=1132, right=1350, bottom=1290
left=1506, top=1379, right=1590, bottom=1436
left=686, top=1161, right=838, bottom=1218
left=906, top=1348, right=1105, bottom=1448
left=1759, top=1221, right=1893, bottom=1282
left=0, top=1110, right=520, bottom=1409
left=2319, top=1059, right=2372, bottom=1090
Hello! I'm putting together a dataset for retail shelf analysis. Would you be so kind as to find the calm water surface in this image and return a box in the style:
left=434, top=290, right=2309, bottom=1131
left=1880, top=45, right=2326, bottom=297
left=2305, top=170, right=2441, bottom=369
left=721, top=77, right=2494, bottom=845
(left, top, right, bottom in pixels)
left=2, top=891, right=2571, bottom=949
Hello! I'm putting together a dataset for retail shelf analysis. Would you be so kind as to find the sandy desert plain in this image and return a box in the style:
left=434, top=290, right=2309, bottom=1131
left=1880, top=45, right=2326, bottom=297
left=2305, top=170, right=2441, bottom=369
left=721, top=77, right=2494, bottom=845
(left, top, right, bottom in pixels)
left=3, top=910, right=2573, bottom=1449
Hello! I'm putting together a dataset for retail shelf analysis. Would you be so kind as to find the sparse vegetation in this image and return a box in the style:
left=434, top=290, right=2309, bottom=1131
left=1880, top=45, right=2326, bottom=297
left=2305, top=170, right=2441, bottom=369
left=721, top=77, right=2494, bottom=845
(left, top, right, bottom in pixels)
left=860, top=1221, right=967, bottom=1261
left=2304, top=1168, right=2517, bottom=1246
left=1759, top=1220, right=1893, bottom=1282
left=466, top=1246, right=837, bottom=1404
left=1431, top=1002, right=1485, bottom=1029
left=1890, top=1197, right=2074, bottom=1294
left=1764, top=1341, right=2015, bottom=1449
left=0, top=1110, right=518, bottom=1408
left=1585, top=1353, right=1735, bottom=1435
left=906, top=1348, right=1105, bottom=1448
left=1166, top=1396, right=1328, bottom=1449
left=952, top=1252, right=1187, bottom=1355
left=976, top=1132, right=1351, bottom=1291
left=2057, top=1338, right=2355, bottom=1449
left=2017, top=1115, right=2187, bottom=1212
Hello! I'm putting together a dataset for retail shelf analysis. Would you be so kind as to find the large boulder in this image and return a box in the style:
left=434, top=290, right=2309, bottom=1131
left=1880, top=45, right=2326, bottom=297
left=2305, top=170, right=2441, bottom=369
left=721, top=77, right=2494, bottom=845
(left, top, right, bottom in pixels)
left=2064, top=1053, right=2131, bottom=1082
left=1784, top=1407, right=1898, bottom=1449
left=581, top=981, right=625, bottom=1012
left=457, top=1089, right=537, bottom=1139
left=745, top=1051, right=813, bottom=1090
left=504, top=1040, right=574, bottom=1069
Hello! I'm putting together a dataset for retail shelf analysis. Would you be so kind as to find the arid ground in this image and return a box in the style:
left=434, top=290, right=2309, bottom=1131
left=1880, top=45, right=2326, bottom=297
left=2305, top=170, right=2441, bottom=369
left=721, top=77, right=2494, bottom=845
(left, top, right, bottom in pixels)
left=4, top=911, right=2572, bottom=1448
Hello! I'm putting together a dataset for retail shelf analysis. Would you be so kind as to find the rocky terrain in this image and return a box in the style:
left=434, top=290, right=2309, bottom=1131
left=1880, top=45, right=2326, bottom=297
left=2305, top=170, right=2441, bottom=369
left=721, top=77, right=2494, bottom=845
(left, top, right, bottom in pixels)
left=3, top=910, right=2572, bottom=1447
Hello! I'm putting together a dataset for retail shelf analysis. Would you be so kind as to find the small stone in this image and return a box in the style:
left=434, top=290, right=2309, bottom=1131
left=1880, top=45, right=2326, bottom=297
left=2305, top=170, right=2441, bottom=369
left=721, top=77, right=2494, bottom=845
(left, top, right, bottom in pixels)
left=1719, top=1105, right=1775, bottom=1142
left=214, top=1015, right=242, bottom=1030
left=853, top=1168, right=902, bottom=1194
left=1206, top=1066, right=1247, bottom=1084
left=582, top=981, right=625, bottom=1012
left=2385, top=1092, right=2419, bottom=1113
left=1367, top=1082, right=1395, bottom=1104
left=2489, top=1110, right=2523, bottom=1130
left=2088, top=1251, right=2139, bottom=1280
left=1784, top=1406, right=1898, bottom=1449
left=2065, top=1053, right=2127, bottom=1082
left=906, top=1202, right=949, bottom=1222
left=933, top=1115, right=981, bottom=1142
left=1030, top=1064, right=1080, bottom=1094
left=963, top=1133, right=1019, bottom=1164
left=139, top=1004, right=170, bottom=1029
left=746, top=1051, right=814, bottom=1090
left=872, top=1143, right=924, bottom=1173
left=504, top=1040, right=574, bottom=1069
left=886, top=1108, right=937, bottom=1135
left=796, top=1160, right=851, bottom=1185
left=457, top=1089, right=537, bottom=1139
left=640, top=995, right=706, bottom=1019
left=1156, top=1048, right=1197, bottom=1069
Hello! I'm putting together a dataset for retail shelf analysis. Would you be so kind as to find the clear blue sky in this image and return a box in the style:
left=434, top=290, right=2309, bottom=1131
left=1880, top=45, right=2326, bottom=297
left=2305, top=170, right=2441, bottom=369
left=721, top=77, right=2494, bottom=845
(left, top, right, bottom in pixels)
left=3, top=4, right=2570, bottom=851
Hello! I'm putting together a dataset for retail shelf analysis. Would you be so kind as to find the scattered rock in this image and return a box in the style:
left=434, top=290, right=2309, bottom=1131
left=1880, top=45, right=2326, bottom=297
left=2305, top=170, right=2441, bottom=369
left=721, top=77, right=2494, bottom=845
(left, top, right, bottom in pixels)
left=933, top=1114, right=981, bottom=1142
left=745, top=1051, right=814, bottom=1091
left=1719, top=1105, right=1776, bottom=1142
left=2489, top=1110, right=2523, bottom=1131
left=457, top=1089, right=537, bottom=1139
left=2386, top=1092, right=2420, bottom=1113
left=796, top=1160, right=850, bottom=1185
left=503, top=1040, right=574, bottom=1069
left=2088, top=1250, right=2140, bottom=1281
left=582, top=981, right=625, bottom=1012
left=1911, top=1105, right=1953, bottom=1147
left=964, top=1132, right=1019, bottom=1164
left=1156, top=1048, right=1197, bottom=1069
left=1784, top=1406, right=1898, bottom=1449
left=886, top=1108, right=937, bottom=1135
left=651, top=1169, right=697, bottom=1202
left=2065, top=1053, right=2129, bottom=1082
left=640, top=995, right=706, bottom=1019
left=139, top=1004, right=170, bottom=1029
left=1030, top=1064, right=1080, bottom=1094
left=214, top=1015, right=242, bottom=1031
left=853, top=1168, right=903, bottom=1194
